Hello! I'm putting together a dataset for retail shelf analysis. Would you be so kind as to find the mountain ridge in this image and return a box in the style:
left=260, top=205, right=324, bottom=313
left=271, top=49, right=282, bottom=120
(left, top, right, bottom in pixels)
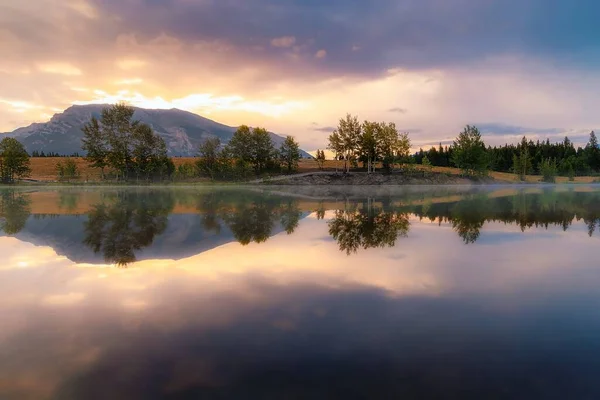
left=1, top=104, right=312, bottom=158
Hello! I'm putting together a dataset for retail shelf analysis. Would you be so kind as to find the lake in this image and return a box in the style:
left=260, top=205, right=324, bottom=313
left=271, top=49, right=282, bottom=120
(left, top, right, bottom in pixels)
left=2, top=185, right=600, bottom=399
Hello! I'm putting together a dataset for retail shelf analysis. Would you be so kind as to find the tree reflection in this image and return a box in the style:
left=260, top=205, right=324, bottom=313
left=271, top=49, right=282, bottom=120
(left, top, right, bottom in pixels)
left=83, top=191, right=175, bottom=266
left=195, top=191, right=303, bottom=245
left=329, top=201, right=410, bottom=254
left=411, top=189, right=600, bottom=244
left=0, top=190, right=31, bottom=235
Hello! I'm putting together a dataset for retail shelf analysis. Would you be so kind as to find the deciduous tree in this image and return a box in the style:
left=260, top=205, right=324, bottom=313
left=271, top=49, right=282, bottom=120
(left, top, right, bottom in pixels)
left=0, top=137, right=31, bottom=183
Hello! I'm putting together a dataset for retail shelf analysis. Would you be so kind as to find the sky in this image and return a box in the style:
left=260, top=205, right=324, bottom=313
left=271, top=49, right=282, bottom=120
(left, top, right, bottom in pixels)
left=2, top=0, right=600, bottom=151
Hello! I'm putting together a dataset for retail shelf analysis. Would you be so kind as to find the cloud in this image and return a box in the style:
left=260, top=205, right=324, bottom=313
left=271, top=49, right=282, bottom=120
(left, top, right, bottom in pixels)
left=2, top=0, right=600, bottom=149
left=477, top=123, right=564, bottom=136
left=312, top=126, right=336, bottom=133
left=37, top=62, right=82, bottom=76
left=271, top=36, right=296, bottom=48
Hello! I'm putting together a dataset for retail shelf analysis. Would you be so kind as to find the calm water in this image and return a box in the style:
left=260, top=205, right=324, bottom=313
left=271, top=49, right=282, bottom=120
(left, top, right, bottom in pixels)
left=2, top=185, right=600, bottom=399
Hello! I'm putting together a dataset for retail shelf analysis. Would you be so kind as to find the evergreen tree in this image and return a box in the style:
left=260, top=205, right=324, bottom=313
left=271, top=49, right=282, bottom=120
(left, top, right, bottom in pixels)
left=586, top=131, right=600, bottom=171
left=451, top=125, right=488, bottom=176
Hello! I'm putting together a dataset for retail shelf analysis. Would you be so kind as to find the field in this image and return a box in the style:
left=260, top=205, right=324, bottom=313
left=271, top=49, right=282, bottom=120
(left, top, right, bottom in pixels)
left=23, top=157, right=599, bottom=184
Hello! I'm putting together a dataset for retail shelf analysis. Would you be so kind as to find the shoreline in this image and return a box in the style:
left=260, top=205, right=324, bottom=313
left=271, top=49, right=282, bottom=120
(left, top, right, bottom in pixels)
left=3, top=171, right=599, bottom=187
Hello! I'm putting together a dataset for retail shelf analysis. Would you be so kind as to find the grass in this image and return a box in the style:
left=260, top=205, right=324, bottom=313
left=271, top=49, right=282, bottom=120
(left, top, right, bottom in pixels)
left=22, top=157, right=600, bottom=184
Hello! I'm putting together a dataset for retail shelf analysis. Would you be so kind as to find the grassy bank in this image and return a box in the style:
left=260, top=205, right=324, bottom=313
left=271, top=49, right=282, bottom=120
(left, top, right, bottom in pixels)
left=16, top=157, right=600, bottom=184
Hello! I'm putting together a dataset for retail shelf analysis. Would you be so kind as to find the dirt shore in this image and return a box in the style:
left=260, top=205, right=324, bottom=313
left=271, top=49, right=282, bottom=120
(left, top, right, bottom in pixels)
left=263, top=172, right=497, bottom=185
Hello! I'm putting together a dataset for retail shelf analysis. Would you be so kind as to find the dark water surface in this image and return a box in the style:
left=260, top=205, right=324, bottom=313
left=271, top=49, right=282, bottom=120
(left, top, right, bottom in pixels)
left=2, top=185, right=600, bottom=399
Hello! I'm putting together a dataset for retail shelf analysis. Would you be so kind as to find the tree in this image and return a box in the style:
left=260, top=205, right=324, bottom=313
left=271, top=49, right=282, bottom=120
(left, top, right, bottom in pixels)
left=451, top=125, right=489, bottom=176
left=227, top=126, right=276, bottom=175
left=0, top=137, right=31, bottom=183
left=316, top=149, right=326, bottom=170
left=249, top=127, right=276, bottom=173
left=422, top=155, right=432, bottom=170
left=81, top=104, right=172, bottom=181
left=227, top=125, right=253, bottom=164
left=197, top=137, right=221, bottom=180
left=81, top=116, right=107, bottom=179
left=513, top=136, right=532, bottom=180
left=102, top=103, right=137, bottom=179
left=327, top=131, right=343, bottom=173
left=56, top=158, right=80, bottom=182
left=334, top=114, right=361, bottom=173
left=376, top=122, right=410, bottom=173
left=586, top=131, right=600, bottom=171
left=131, top=123, right=171, bottom=180
left=360, top=121, right=379, bottom=173
left=279, top=136, right=301, bottom=173
left=540, top=158, right=557, bottom=183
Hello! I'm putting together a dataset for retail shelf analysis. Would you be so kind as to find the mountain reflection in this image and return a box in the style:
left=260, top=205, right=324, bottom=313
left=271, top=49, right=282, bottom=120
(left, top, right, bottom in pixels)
left=3, top=186, right=600, bottom=265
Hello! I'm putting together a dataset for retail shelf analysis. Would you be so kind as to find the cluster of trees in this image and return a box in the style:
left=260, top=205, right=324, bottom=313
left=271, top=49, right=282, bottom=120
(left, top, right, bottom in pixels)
left=195, top=126, right=301, bottom=180
left=82, top=104, right=174, bottom=181
left=414, top=127, right=600, bottom=179
left=326, top=114, right=411, bottom=173
left=56, top=158, right=80, bottom=182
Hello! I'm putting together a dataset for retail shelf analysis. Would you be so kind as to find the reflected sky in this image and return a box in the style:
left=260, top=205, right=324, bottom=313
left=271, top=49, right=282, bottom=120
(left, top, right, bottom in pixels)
left=2, top=186, right=600, bottom=399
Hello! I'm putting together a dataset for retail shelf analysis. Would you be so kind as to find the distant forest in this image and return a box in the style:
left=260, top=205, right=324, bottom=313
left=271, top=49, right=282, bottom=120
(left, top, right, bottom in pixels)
left=412, top=134, right=600, bottom=177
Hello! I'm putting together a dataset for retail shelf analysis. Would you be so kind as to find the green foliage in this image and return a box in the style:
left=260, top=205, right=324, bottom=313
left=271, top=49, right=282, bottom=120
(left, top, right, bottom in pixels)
left=451, top=125, right=489, bottom=176
left=586, top=131, right=600, bottom=171
left=376, top=122, right=410, bottom=173
left=0, top=137, right=31, bottom=184
left=56, top=158, right=80, bottom=182
left=359, top=121, right=379, bottom=172
left=175, top=162, right=197, bottom=180
left=279, top=135, right=301, bottom=173
left=226, top=125, right=277, bottom=176
left=330, top=114, right=361, bottom=172
left=422, top=155, right=431, bottom=169
left=512, top=136, right=532, bottom=181
left=196, top=137, right=221, bottom=180
left=81, top=104, right=173, bottom=181
left=81, top=117, right=107, bottom=178
left=540, top=158, right=558, bottom=183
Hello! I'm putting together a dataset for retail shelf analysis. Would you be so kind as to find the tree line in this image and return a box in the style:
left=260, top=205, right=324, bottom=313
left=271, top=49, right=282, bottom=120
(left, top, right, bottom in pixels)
left=413, top=129, right=600, bottom=180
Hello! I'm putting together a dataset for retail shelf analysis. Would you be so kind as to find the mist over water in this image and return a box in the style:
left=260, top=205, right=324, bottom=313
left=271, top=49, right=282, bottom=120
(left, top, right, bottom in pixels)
left=2, top=185, right=600, bottom=399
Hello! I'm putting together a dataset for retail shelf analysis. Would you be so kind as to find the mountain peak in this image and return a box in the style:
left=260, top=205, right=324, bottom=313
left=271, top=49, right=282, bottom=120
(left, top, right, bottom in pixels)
left=4, top=105, right=312, bottom=158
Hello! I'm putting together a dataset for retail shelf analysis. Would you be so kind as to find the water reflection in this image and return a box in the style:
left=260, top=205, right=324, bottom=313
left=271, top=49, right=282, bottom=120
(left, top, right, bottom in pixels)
left=2, top=186, right=600, bottom=266
left=0, top=186, right=600, bottom=266
left=327, top=201, right=410, bottom=254
left=3, top=186, right=600, bottom=398
left=0, top=190, right=31, bottom=235
left=83, top=191, right=175, bottom=266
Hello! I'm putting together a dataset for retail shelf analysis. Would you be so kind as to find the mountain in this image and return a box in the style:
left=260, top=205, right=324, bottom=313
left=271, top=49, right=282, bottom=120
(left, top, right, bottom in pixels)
left=5, top=212, right=310, bottom=265
left=1, top=104, right=312, bottom=158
